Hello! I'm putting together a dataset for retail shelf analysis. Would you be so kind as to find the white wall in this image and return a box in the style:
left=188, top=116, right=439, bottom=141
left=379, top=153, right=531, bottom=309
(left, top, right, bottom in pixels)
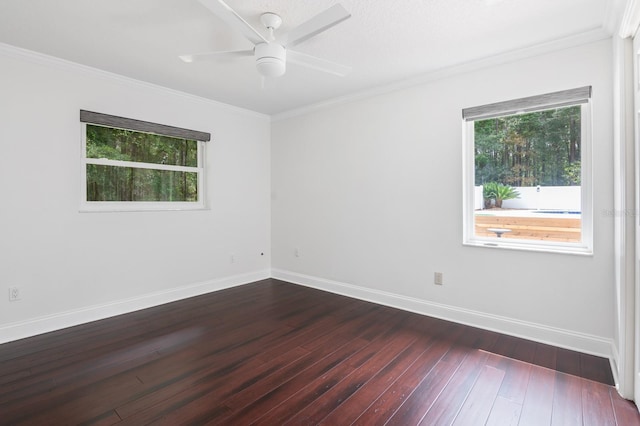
left=272, top=39, right=615, bottom=356
left=0, top=46, right=271, bottom=342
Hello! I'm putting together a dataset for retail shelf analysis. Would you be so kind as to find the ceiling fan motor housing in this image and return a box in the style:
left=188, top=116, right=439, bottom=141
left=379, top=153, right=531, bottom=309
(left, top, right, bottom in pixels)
left=255, top=42, right=286, bottom=77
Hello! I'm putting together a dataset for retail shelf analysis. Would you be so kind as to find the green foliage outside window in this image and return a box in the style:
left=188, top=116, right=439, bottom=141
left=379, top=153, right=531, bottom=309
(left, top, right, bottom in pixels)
left=86, top=125, right=199, bottom=202
left=482, top=182, right=520, bottom=208
left=474, top=105, right=581, bottom=187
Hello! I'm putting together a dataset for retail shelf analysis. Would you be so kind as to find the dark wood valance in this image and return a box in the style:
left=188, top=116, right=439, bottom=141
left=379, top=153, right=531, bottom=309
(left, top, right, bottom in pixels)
left=80, top=110, right=211, bottom=142
left=462, top=86, right=592, bottom=121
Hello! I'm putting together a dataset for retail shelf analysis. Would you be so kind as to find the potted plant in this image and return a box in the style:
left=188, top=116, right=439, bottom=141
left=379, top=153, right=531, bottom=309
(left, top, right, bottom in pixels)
left=494, top=183, right=520, bottom=208
left=482, top=182, right=498, bottom=209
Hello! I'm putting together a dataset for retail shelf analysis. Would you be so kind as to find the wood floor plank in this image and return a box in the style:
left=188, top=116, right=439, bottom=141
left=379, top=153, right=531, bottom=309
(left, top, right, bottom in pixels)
left=489, top=334, right=520, bottom=359
left=551, top=371, right=583, bottom=426
left=1, top=350, right=162, bottom=420
left=255, top=313, right=341, bottom=360
left=610, top=387, right=640, bottom=425
left=0, top=279, right=628, bottom=426
left=556, top=347, right=583, bottom=378
left=452, top=364, right=505, bottom=425
left=249, top=352, right=358, bottom=425
left=532, top=342, right=557, bottom=370
left=511, top=338, right=537, bottom=364
left=485, top=395, right=522, bottom=426
left=282, top=326, right=419, bottom=425
left=9, top=373, right=145, bottom=425
left=317, top=338, right=432, bottom=425
left=114, top=326, right=300, bottom=421
left=382, top=327, right=491, bottom=426
left=131, top=322, right=286, bottom=387
left=416, top=350, right=491, bottom=425
left=219, top=337, right=371, bottom=424
left=0, top=325, right=197, bottom=404
left=582, top=379, right=616, bottom=426
left=249, top=318, right=404, bottom=425
left=78, top=409, right=123, bottom=426
left=248, top=315, right=412, bottom=426
left=302, top=309, right=401, bottom=350
left=351, top=323, right=464, bottom=426
left=483, top=350, right=530, bottom=426
left=223, top=335, right=354, bottom=410
left=581, top=352, right=615, bottom=385
left=518, top=365, right=556, bottom=426
left=494, top=356, right=532, bottom=405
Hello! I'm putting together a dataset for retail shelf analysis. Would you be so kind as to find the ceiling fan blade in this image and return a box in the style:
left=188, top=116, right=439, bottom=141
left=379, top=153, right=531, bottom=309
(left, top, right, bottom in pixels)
left=197, top=0, right=268, bottom=45
left=288, top=50, right=351, bottom=77
left=280, top=4, right=351, bottom=48
left=179, top=49, right=253, bottom=63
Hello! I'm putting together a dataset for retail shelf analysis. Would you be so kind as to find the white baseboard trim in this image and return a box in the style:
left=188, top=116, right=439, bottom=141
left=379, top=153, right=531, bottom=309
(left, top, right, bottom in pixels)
left=0, top=269, right=270, bottom=344
left=610, top=343, right=622, bottom=392
left=272, top=269, right=614, bottom=359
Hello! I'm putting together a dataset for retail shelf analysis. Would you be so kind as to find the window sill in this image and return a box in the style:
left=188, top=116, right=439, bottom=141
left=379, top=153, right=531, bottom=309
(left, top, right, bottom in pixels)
left=463, top=239, right=593, bottom=256
left=80, top=202, right=208, bottom=213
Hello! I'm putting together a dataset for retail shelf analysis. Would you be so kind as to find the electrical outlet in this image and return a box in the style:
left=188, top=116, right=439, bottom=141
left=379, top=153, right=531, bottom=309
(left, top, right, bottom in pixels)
left=434, top=272, right=443, bottom=286
left=294, top=248, right=300, bottom=258
left=9, top=287, right=21, bottom=301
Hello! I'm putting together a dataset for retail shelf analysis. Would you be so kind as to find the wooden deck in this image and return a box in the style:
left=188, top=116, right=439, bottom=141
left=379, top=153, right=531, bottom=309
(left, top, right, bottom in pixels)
left=475, top=212, right=581, bottom=242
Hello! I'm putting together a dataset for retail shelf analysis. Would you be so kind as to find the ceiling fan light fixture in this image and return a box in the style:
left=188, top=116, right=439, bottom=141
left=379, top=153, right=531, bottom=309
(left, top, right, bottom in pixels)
left=256, top=58, right=285, bottom=77
left=185, top=1, right=351, bottom=79
left=255, top=42, right=286, bottom=77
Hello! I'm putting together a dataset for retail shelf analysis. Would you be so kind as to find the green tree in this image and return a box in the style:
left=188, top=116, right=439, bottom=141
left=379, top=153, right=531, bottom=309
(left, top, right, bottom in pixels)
left=474, top=105, right=581, bottom=187
left=86, top=125, right=198, bottom=202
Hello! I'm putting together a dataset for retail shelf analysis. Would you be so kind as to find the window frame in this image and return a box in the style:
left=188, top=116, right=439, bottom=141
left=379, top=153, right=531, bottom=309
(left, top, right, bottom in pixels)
left=462, top=88, right=593, bottom=255
left=79, top=113, right=209, bottom=212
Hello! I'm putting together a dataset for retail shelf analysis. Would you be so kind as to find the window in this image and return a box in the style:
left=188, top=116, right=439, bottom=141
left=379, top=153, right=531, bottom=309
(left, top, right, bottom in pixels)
left=462, top=87, right=592, bottom=254
left=80, top=110, right=210, bottom=211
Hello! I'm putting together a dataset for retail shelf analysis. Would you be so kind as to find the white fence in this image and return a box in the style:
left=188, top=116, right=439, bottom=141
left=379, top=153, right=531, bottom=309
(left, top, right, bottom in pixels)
left=474, top=186, right=484, bottom=210
left=476, top=185, right=581, bottom=211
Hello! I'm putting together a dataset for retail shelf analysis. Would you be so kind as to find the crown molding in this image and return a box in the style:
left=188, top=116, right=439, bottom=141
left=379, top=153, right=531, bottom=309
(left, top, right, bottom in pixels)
left=619, top=0, right=640, bottom=38
left=272, top=27, right=611, bottom=122
left=0, top=27, right=614, bottom=125
left=0, top=42, right=270, bottom=121
left=605, top=0, right=628, bottom=35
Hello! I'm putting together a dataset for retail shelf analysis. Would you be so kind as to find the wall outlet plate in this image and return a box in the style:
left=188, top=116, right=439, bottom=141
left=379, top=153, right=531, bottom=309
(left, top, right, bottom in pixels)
left=9, top=287, right=21, bottom=301
left=434, top=272, right=443, bottom=285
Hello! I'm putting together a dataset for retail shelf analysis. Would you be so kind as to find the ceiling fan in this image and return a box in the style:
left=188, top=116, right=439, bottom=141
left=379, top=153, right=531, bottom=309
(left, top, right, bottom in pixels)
left=180, top=0, right=352, bottom=78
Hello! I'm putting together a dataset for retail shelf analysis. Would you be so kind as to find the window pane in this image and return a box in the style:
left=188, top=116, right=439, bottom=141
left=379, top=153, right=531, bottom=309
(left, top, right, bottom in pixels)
left=86, top=124, right=198, bottom=167
left=87, top=165, right=198, bottom=202
left=473, top=105, right=581, bottom=243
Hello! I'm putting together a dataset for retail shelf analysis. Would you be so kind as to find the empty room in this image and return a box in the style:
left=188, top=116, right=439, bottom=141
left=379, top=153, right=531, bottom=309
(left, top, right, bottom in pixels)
left=2, top=0, right=640, bottom=424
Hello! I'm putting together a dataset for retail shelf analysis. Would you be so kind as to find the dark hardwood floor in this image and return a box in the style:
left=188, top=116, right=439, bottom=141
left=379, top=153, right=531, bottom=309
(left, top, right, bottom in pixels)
left=1, top=278, right=638, bottom=425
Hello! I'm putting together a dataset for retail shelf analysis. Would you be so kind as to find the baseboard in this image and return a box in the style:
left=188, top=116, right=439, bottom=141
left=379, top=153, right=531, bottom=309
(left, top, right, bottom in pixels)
left=0, top=269, right=271, bottom=344
left=272, top=268, right=614, bottom=359
left=610, top=343, right=621, bottom=392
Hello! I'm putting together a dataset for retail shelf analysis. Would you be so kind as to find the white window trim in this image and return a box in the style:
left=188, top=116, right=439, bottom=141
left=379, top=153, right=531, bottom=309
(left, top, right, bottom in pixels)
left=80, top=122, right=207, bottom=212
left=462, top=99, right=593, bottom=256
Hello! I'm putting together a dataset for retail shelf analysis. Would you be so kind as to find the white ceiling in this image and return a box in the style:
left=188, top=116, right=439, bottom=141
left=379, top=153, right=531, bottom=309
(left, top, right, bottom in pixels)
left=0, top=0, right=620, bottom=115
